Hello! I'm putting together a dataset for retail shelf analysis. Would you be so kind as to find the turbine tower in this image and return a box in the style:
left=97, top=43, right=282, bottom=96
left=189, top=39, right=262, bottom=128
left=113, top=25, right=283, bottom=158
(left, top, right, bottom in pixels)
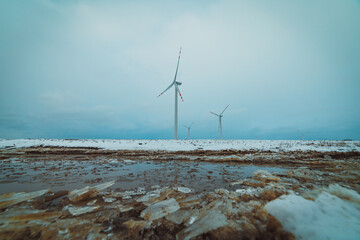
left=157, top=47, right=184, bottom=139
left=210, top=104, right=229, bottom=140
left=183, top=123, right=194, bottom=139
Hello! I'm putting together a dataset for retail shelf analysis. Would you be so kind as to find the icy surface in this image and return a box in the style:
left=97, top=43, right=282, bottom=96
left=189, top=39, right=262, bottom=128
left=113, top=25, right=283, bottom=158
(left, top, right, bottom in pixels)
left=165, top=209, right=197, bottom=225
left=265, top=185, right=360, bottom=240
left=68, top=181, right=115, bottom=202
left=176, top=187, right=192, bottom=194
left=176, top=210, right=228, bottom=240
left=0, top=139, right=359, bottom=152
left=63, top=205, right=100, bottom=216
left=140, top=198, right=180, bottom=221
left=0, top=189, right=49, bottom=209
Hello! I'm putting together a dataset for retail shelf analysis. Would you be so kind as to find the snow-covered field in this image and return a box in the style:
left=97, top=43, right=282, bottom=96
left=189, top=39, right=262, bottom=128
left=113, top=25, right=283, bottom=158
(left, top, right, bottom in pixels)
left=0, top=139, right=359, bottom=152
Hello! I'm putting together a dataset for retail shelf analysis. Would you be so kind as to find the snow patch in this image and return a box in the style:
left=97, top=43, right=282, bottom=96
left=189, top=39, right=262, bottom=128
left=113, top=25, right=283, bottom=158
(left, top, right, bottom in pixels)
left=265, top=185, right=360, bottom=240
left=0, top=139, right=359, bottom=152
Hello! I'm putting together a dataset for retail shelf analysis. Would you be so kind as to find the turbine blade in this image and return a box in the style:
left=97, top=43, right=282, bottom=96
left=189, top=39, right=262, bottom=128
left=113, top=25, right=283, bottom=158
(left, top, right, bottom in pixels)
left=157, top=82, right=174, bottom=97
left=175, top=84, right=184, bottom=102
left=210, top=112, right=220, bottom=116
left=158, top=48, right=182, bottom=98
left=221, top=104, right=230, bottom=115
left=173, top=47, right=182, bottom=83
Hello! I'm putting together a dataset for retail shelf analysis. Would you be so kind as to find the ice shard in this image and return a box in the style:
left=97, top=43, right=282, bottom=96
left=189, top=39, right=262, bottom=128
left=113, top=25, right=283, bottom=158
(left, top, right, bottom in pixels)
left=176, top=210, right=228, bottom=240
left=0, top=189, right=50, bottom=209
left=140, top=198, right=180, bottom=221
left=68, top=181, right=115, bottom=202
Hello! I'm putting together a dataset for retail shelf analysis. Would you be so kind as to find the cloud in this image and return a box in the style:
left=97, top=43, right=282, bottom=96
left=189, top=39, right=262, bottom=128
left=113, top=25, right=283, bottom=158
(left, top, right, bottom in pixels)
left=0, top=0, right=359, bottom=139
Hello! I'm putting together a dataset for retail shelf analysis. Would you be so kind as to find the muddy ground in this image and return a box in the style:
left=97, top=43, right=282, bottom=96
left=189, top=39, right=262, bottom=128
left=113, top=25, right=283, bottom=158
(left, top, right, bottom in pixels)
left=0, top=146, right=359, bottom=239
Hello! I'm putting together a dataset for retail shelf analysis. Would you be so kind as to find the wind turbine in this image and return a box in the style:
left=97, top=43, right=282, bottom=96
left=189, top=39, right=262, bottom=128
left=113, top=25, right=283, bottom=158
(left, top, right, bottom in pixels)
left=157, top=47, right=184, bottom=140
left=183, top=123, right=194, bottom=139
left=297, top=130, right=311, bottom=141
left=210, top=104, right=229, bottom=140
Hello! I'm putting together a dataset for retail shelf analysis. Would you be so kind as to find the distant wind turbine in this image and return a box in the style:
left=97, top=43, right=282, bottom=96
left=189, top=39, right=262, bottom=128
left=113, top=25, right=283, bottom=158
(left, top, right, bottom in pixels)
left=157, top=47, right=184, bottom=140
left=297, top=130, right=311, bottom=141
left=183, top=123, right=194, bottom=139
left=210, top=104, right=230, bottom=140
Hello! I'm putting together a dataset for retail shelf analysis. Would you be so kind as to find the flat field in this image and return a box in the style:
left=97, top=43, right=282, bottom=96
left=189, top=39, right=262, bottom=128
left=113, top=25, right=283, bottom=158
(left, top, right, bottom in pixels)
left=0, top=139, right=359, bottom=239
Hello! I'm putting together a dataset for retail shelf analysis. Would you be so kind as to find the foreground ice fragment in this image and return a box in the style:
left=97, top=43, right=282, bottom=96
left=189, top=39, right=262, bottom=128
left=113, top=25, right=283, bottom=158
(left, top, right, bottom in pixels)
left=140, top=198, right=180, bottom=221
left=123, top=160, right=135, bottom=164
left=176, top=210, right=228, bottom=240
left=326, top=184, right=360, bottom=204
left=136, top=192, right=160, bottom=203
left=87, top=199, right=97, bottom=205
left=113, top=187, right=146, bottom=199
left=236, top=187, right=259, bottom=197
left=166, top=209, right=198, bottom=225
left=63, top=205, right=100, bottom=216
left=0, top=189, right=50, bottom=209
left=178, top=194, right=202, bottom=208
left=104, top=204, right=133, bottom=212
left=68, top=181, right=115, bottom=202
left=253, top=170, right=280, bottom=182
left=265, top=185, right=360, bottom=240
left=176, top=187, right=192, bottom=194
left=230, top=180, right=244, bottom=186
left=102, top=196, right=116, bottom=203
left=0, top=207, right=61, bottom=226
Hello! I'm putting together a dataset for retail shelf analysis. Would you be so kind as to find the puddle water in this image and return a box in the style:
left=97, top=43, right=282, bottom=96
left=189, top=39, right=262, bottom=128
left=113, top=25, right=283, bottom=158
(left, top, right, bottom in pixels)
left=0, top=157, right=289, bottom=194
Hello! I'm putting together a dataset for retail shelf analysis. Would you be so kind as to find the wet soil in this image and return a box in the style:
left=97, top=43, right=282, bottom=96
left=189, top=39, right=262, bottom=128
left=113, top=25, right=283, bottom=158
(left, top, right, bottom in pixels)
left=0, top=155, right=287, bottom=194
left=1, top=147, right=359, bottom=194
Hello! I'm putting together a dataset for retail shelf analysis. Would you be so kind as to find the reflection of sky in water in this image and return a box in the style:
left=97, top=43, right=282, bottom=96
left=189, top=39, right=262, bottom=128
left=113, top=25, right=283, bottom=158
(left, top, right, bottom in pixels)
left=0, top=157, right=288, bottom=194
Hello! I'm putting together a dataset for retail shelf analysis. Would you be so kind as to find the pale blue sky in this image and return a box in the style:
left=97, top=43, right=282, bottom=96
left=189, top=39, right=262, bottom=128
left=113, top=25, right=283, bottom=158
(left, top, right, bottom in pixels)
left=1, top=0, right=359, bottom=140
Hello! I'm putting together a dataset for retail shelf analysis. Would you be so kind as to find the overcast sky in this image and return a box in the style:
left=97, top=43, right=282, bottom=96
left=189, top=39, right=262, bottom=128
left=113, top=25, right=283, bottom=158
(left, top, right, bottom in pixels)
left=1, top=0, right=359, bottom=140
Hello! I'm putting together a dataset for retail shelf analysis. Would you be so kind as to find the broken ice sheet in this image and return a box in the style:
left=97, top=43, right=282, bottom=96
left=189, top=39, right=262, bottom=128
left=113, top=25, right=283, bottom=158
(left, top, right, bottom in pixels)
left=0, top=208, right=61, bottom=225
left=0, top=189, right=50, bottom=209
left=87, top=199, right=97, bottom=205
left=177, top=194, right=202, bottom=208
left=140, top=198, right=180, bottom=221
left=165, top=208, right=199, bottom=225
left=63, top=205, right=100, bottom=216
left=253, top=170, right=280, bottom=182
left=112, top=187, right=146, bottom=199
left=104, top=204, right=133, bottom=213
left=123, top=159, right=135, bottom=164
left=136, top=191, right=160, bottom=203
left=230, top=179, right=245, bottom=186
left=236, top=187, right=260, bottom=197
left=176, top=210, right=228, bottom=240
left=102, top=196, right=116, bottom=203
left=176, top=187, right=192, bottom=193
left=68, top=181, right=115, bottom=202
left=136, top=187, right=175, bottom=206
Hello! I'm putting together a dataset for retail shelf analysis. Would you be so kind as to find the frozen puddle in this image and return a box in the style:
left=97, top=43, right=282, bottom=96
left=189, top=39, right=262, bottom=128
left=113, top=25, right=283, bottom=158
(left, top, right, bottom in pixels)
left=0, top=157, right=288, bottom=194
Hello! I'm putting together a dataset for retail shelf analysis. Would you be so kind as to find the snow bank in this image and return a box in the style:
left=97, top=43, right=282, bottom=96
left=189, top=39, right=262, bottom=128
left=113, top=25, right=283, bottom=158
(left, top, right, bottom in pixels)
left=265, top=184, right=360, bottom=240
left=0, top=139, right=359, bottom=152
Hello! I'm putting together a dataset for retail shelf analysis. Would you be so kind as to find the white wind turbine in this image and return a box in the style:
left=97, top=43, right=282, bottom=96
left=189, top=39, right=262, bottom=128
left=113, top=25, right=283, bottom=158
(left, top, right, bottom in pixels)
left=157, top=47, right=184, bottom=140
left=183, top=123, right=194, bottom=139
left=210, top=104, right=229, bottom=140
